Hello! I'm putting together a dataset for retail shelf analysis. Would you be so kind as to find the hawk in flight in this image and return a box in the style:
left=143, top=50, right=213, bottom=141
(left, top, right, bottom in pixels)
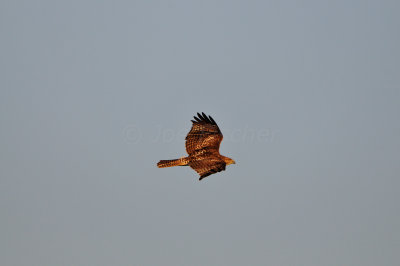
left=157, top=112, right=235, bottom=180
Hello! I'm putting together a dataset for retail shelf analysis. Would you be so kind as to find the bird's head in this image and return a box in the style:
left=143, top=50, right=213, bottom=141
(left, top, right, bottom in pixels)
left=223, top=156, right=236, bottom=165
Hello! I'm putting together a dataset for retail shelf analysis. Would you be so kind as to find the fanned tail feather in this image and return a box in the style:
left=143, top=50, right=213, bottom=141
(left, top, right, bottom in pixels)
left=157, top=157, right=188, bottom=168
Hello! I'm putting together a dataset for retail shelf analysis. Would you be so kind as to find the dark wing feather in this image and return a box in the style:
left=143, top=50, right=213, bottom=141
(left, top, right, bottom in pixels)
left=189, top=158, right=226, bottom=181
left=185, top=112, right=223, bottom=155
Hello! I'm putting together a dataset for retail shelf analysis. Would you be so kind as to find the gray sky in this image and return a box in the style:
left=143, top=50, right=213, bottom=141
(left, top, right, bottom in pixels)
left=1, top=0, right=399, bottom=265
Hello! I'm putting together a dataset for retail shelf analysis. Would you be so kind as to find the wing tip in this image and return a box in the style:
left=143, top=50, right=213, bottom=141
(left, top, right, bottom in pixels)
left=208, top=115, right=216, bottom=125
left=199, top=169, right=221, bottom=180
left=192, top=112, right=216, bottom=125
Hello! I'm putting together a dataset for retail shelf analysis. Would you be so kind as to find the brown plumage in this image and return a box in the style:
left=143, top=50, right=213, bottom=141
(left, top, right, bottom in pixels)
left=157, top=112, right=235, bottom=181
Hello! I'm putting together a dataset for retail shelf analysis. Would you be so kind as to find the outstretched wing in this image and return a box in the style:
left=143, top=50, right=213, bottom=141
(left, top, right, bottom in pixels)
left=185, top=112, right=223, bottom=155
left=188, top=152, right=226, bottom=180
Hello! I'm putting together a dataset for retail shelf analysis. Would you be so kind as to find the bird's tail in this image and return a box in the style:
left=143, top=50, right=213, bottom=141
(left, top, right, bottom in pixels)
left=157, top=157, right=189, bottom=168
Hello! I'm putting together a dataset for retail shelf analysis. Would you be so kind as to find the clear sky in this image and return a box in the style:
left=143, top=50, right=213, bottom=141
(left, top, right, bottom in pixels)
left=1, top=0, right=399, bottom=265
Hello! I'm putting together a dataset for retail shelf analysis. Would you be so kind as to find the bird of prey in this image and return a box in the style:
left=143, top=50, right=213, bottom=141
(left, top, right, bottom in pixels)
left=157, top=112, right=235, bottom=181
